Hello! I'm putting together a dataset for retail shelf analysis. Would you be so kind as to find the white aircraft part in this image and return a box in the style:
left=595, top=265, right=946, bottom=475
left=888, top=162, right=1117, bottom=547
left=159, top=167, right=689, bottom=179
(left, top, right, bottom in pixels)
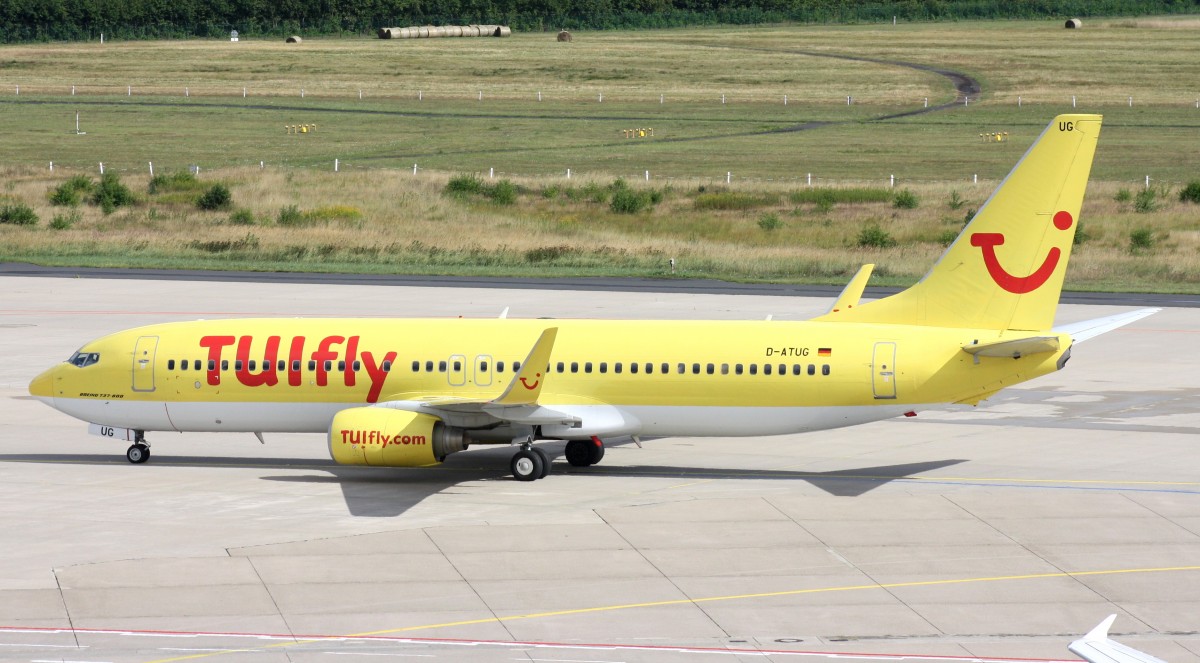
left=1068, top=615, right=1168, bottom=663
left=1055, top=308, right=1160, bottom=344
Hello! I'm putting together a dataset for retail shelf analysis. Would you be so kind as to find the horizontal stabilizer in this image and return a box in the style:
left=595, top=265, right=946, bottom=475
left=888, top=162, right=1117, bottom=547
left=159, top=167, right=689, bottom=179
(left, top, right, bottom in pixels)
left=492, top=327, right=558, bottom=406
left=1068, top=615, right=1167, bottom=663
left=822, top=264, right=875, bottom=316
left=1054, top=308, right=1160, bottom=344
left=962, top=336, right=1060, bottom=359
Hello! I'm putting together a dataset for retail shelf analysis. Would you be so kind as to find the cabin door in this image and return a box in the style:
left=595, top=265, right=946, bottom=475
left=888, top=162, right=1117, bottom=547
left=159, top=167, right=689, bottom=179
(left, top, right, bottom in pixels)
left=872, top=342, right=897, bottom=399
left=132, top=336, right=159, bottom=392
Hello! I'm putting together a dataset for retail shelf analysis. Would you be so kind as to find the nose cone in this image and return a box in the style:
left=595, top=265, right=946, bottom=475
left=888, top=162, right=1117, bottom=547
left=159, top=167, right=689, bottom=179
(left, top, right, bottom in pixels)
left=28, top=366, right=57, bottom=403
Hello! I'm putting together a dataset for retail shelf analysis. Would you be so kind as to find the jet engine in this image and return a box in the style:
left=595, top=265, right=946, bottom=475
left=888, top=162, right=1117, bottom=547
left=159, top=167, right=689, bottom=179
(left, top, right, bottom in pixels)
left=329, top=408, right=469, bottom=467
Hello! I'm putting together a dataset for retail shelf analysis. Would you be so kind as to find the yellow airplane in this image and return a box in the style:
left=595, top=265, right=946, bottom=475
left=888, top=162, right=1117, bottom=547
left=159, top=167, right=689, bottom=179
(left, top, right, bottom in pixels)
left=28, top=114, right=1159, bottom=481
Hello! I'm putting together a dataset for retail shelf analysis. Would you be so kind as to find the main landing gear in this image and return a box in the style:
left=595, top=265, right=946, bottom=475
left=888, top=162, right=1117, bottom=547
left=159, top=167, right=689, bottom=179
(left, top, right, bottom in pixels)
left=125, top=430, right=150, bottom=464
left=564, top=436, right=605, bottom=468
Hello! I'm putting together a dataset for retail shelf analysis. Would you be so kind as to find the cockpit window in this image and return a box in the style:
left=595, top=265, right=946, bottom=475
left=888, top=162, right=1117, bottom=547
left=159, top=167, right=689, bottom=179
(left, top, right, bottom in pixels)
left=68, top=351, right=100, bottom=367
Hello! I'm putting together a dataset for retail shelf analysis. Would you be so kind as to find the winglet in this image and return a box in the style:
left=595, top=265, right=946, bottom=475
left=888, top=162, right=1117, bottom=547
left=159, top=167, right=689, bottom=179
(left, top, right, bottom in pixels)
left=820, top=264, right=875, bottom=317
left=492, top=328, right=558, bottom=406
left=1068, top=615, right=1168, bottom=663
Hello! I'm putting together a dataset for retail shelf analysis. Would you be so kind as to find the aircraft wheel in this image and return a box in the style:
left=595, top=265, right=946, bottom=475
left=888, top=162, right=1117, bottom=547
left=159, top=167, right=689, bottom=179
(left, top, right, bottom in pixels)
left=531, top=447, right=551, bottom=479
left=510, top=449, right=543, bottom=482
left=126, top=443, right=150, bottom=464
left=564, top=440, right=592, bottom=467
left=588, top=440, right=605, bottom=465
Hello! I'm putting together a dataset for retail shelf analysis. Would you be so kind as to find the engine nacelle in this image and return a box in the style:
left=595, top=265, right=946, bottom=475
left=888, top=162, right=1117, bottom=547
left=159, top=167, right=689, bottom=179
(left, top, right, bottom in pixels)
left=329, top=407, right=469, bottom=467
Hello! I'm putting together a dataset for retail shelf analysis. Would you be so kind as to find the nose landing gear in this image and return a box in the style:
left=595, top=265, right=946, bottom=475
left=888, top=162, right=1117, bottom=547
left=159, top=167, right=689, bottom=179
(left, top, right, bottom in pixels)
left=125, top=431, right=150, bottom=464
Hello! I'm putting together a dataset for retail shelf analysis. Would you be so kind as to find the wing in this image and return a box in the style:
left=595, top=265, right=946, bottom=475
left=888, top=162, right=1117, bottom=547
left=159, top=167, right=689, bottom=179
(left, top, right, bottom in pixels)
left=1068, top=615, right=1167, bottom=663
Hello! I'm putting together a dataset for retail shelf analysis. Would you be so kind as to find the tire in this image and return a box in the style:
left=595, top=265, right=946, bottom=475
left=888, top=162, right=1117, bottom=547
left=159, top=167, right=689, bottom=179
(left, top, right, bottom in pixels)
left=126, top=444, right=150, bottom=464
left=531, top=447, right=551, bottom=478
left=588, top=441, right=605, bottom=465
left=565, top=440, right=592, bottom=467
left=510, top=449, right=543, bottom=481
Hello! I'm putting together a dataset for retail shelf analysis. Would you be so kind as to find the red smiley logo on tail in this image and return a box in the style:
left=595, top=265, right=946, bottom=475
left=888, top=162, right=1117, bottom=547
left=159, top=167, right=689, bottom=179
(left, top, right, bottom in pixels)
left=971, top=211, right=1073, bottom=294
left=519, top=372, right=542, bottom=390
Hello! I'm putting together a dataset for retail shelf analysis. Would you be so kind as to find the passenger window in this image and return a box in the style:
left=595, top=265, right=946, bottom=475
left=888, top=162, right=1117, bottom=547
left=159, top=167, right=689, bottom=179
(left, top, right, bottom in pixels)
left=209, top=360, right=216, bottom=371
left=706, top=363, right=715, bottom=375
left=721, top=363, right=729, bottom=375
left=168, top=359, right=176, bottom=370
left=248, top=360, right=257, bottom=371
left=338, top=360, right=346, bottom=371
left=412, top=360, right=420, bottom=372
left=661, top=363, right=669, bottom=374
left=480, top=361, right=488, bottom=372
left=823, top=364, right=831, bottom=376
left=292, top=360, right=301, bottom=372
left=438, top=361, right=447, bottom=372
left=513, top=361, right=522, bottom=372
left=808, top=364, right=816, bottom=376
left=324, top=360, right=333, bottom=372
left=570, top=362, right=578, bottom=373
left=497, top=361, right=506, bottom=373
left=691, top=363, right=700, bottom=374
left=677, top=363, right=686, bottom=374
left=735, top=364, right=743, bottom=375
left=630, top=363, right=638, bottom=374
left=749, top=364, right=758, bottom=375
left=453, top=360, right=462, bottom=371
left=425, top=360, right=434, bottom=372
left=222, top=360, right=229, bottom=370
left=599, top=362, right=607, bottom=374
left=585, top=362, right=593, bottom=374
left=764, top=364, right=772, bottom=375
left=779, top=364, right=786, bottom=376
left=382, top=360, right=393, bottom=372
left=793, top=364, right=801, bottom=375
left=645, top=363, right=653, bottom=374
left=556, top=362, right=565, bottom=373
left=308, top=360, right=316, bottom=371
left=615, top=363, right=623, bottom=374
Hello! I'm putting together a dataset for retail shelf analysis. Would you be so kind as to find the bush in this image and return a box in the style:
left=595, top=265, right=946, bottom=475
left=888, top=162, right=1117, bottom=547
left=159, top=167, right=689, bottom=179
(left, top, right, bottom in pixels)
left=228, top=208, right=255, bottom=225
left=93, top=173, right=135, bottom=215
left=582, top=181, right=608, bottom=204
left=947, top=190, right=965, bottom=210
left=445, top=174, right=485, bottom=196
left=50, top=210, right=80, bottom=230
left=789, top=187, right=891, bottom=204
left=1179, top=181, right=1200, bottom=204
left=49, top=175, right=94, bottom=207
left=1114, top=188, right=1132, bottom=203
left=196, top=184, right=232, bottom=211
left=490, top=180, right=518, bottom=205
left=148, top=170, right=201, bottom=194
left=892, top=189, right=919, bottom=209
left=1073, top=221, right=1091, bottom=246
left=757, top=212, right=782, bottom=231
left=857, top=223, right=896, bottom=248
left=277, top=204, right=304, bottom=226
left=0, top=203, right=38, bottom=225
left=1129, top=228, right=1155, bottom=252
left=610, top=187, right=652, bottom=214
left=936, top=229, right=959, bottom=245
left=1133, top=187, right=1159, bottom=213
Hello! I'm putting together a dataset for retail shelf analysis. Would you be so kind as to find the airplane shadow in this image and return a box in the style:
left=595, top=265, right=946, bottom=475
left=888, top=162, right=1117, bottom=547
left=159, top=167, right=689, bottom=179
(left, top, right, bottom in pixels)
left=0, top=449, right=966, bottom=518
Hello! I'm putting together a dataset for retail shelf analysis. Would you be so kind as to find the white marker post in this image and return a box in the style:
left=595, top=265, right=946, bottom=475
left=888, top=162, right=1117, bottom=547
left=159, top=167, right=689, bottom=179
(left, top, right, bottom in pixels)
left=807, top=173, right=811, bottom=186
left=14, top=85, right=18, bottom=95
left=243, top=87, right=247, bottom=98
left=489, top=167, right=494, bottom=179
left=847, top=95, right=851, bottom=105
left=413, top=163, right=418, bottom=175
left=721, top=94, right=725, bottom=104
left=644, top=170, right=649, bottom=181
left=784, top=95, right=788, bottom=105
left=334, top=159, right=339, bottom=172
left=538, top=91, right=542, bottom=101
left=598, top=93, right=602, bottom=103
left=72, top=85, right=75, bottom=95
left=660, top=94, right=664, bottom=104
left=924, top=97, right=928, bottom=107
left=726, top=172, right=731, bottom=184
left=973, top=174, right=978, bottom=184
left=301, top=88, right=305, bottom=98
left=566, top=168, right=571, bottom=179
left=1146, top=175, right=1151, bottom=189
left=49, top=162, right=54, bottom=172
left=1018, top=96, right=1022, bottom=107
left=1072, top=95, right=1076, bottom=108
left=478, top=90, right=482, bottom=101
left=890, top=174, right=894, bottom=188
left=185, top=87, right=189, bottom=97
left=99, top=162, right=104, bottom=174
left=1128, top=96, right=1132, bottom=107
left=358, top=89, right=362, bottom=100
left=148, top=161, right=154, bottom=177
left=419, top=90, right=423, bottom=101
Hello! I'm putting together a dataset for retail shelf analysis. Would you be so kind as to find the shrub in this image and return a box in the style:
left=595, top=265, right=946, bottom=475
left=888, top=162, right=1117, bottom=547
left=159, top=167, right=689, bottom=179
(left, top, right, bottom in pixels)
left=1129, top=228, right=1155, bottom=252
left=1073, top=221, right=1091, bottom=246
left=50, top=210, right=81, bottom=230
left=857, top=223, right=896, bottom=248
left=582, top=181, right=608, bottom=203
left=0, top=203, right=38, bottom=225
left=196, top=184, right=232, bottom=211
left=49, top=175, right=94, bottom=207
left=525, top=245, right=576, bottom=262
left=947, top=190, right=965, bottom=210
left=610, top=187, right=652, bottom=214
left=1133, top=187, right=1159, bottom=213
left=892, top=189, right=919, bottom=209
left=277, top=204, right=304, bottom=226
left=1179, top=181, right=1200, bottom=204
left=694, top=191, right=777, bottom=210
left=936, top=229, right=959, bottom=245
left=789, top=188, right=891, bottom=204
left=305, top=205, right=363, bottom=221
left=445, top=174, right=485, bottom=196
left=757, top=212, right=782, bottom=231
left=542, top=185, right=561, bottom=199
left=229, top=208, right=255, bottom=225
left=490, top=180, right=518, bottom=205
left=148, top=170, right=201, bottom=194
left=1114, top=188, right=1132, bottom=203
left=93, top=173, right=135, bottom=215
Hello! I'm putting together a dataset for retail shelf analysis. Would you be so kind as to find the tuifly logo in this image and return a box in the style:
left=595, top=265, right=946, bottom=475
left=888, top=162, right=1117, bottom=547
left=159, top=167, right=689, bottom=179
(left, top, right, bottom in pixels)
left=971, top=211, right=1073, bottom=294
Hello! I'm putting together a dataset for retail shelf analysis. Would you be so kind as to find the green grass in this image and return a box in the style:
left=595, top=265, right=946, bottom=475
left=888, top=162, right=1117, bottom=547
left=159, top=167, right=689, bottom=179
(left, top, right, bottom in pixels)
left=2, top=19, right=1200, bottom=291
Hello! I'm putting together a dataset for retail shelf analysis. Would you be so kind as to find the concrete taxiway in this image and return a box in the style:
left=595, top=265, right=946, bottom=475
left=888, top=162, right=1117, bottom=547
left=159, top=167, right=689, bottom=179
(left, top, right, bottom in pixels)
left=2, top=275, right=1199, bottom=663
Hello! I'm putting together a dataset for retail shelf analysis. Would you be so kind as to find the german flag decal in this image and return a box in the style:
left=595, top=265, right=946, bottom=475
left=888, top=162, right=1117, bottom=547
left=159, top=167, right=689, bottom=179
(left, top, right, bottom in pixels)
left=818, top=348, right=832, bottom=357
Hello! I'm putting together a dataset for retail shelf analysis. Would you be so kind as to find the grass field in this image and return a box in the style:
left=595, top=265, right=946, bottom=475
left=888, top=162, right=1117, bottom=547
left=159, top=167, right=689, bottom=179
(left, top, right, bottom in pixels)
left=1, top=17, right=1198, bottom=291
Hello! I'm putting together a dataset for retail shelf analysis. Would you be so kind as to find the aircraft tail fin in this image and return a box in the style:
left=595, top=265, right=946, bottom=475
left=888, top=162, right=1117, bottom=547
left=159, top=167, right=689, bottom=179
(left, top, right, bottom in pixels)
left=818, top=114, right=1102, bottom=331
